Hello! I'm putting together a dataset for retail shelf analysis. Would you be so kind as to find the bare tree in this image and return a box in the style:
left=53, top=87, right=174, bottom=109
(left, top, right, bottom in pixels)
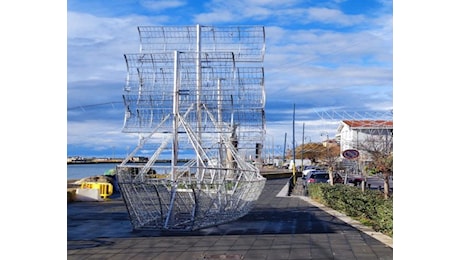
left=322, top=141, right=341, bottom=185
left=358, top=132, right=393, bottom=199
left=295, top=142, right=325, bottom=164
left=293, top=141, right=341, bottom=185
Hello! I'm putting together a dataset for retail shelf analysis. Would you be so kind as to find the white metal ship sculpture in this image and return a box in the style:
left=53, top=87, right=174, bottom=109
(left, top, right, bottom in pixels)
left=116, top=25, right=267, bottom=231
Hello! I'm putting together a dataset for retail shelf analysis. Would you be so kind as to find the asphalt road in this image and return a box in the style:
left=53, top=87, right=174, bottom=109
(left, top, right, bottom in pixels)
left=68, top=177, right=393, bottom=259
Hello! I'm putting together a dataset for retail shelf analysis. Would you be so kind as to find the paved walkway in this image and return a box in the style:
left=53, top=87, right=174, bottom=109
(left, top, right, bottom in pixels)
left=68, top=178, right=393, bottom=259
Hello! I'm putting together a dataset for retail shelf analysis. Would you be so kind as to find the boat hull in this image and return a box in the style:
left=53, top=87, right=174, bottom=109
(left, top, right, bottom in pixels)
left=117, top=165, right=266, bottom=231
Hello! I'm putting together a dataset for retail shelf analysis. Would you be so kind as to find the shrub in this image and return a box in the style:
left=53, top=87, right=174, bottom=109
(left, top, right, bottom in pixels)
left=307, top=183, right=392, bottom=237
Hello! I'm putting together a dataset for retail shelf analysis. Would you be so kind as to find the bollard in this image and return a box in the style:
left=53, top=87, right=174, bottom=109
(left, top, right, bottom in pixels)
left=288, top=176, right=294, bottom=196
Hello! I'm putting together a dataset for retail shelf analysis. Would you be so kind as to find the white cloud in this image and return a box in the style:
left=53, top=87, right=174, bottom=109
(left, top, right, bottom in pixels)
left=68, top=119, right=138, bottom=149
left=194, top=0, right=303, bottom=24
left=306, top=7, right=365, bottom=26
left=67, top=0, right=392, bottom=157
left=67, top=12, right=140, bottom=83
left=140, top=0, right=187, bottom=12
left=194, top=10, right=236, bottom=24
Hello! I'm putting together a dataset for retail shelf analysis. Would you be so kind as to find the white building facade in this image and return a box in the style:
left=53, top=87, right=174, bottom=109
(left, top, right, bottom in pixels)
left=335, top=120, right=393, bottom=162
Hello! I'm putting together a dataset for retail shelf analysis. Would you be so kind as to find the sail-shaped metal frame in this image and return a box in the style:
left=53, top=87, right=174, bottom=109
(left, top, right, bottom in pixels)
left=117, top=25, right=267, bottom=231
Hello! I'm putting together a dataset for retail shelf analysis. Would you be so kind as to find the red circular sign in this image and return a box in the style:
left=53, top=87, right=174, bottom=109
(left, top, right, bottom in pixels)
left=342, top=149, right=359, bottom=159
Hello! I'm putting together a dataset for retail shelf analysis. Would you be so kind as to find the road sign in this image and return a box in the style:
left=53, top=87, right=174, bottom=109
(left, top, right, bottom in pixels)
left=342, top=149, right=359, bottom=159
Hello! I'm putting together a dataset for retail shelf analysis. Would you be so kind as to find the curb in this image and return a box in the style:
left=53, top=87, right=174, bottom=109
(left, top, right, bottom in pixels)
left=295, top=195, right=393, bottom=248
left=277, top=182, right=393, bottom=248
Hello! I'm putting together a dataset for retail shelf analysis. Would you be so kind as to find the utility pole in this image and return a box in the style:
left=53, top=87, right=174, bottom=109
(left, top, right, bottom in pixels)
left=282, top=132, right=287, bottom=165
left=292, top=103, right=296, bottom=185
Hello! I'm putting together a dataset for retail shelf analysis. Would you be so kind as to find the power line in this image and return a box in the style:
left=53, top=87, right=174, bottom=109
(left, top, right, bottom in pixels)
left=67, top=101, right=123, bottom=111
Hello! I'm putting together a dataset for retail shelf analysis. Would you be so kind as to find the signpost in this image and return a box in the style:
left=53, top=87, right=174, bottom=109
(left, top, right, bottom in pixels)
left=342, top=149, right=360, bottom=185
left=342, top=149, right=359, bottom=160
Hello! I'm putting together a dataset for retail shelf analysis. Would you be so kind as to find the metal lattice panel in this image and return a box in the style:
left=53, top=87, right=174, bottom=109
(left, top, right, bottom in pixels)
left=117, top=165, right=265, bottom=230
left=138, top=25, right=265, bottom=62
left=117, top=25, right=267, bottom=231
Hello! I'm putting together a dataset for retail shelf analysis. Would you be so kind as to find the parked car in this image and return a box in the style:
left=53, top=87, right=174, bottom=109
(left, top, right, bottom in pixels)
left=345, top=174, right=363, bottom=186
left=301, top=167, right=325, bottom=177
left=302, top=171, right=344, bottom=195
left=333, top=174, right=344, bottom=184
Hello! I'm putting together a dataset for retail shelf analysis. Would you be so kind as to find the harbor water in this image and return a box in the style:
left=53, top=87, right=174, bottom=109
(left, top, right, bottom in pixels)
left=67, top=162, right=186, bottom=180
left=67, top=163, right=119, bottom=180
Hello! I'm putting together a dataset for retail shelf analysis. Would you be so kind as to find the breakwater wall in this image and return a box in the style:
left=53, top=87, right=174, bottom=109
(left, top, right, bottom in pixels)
left=67, top=158, right=190, bottom=164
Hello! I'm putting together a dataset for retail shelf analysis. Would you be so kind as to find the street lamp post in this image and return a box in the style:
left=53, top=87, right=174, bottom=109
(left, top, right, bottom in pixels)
left=301, top=123, right=305, bottom=171
left=304, top=135, right=311, bottom=165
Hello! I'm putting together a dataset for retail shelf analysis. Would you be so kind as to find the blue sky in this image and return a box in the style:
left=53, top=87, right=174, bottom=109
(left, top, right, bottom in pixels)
left=67, top=0, right=393, bottom=158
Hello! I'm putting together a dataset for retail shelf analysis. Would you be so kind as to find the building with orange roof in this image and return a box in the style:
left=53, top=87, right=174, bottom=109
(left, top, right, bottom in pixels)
left=336, top=120, right=393, bottom=162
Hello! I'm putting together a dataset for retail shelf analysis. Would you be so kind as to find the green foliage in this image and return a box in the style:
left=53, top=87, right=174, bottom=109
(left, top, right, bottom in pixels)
left=373, top=198, right=393, bottom=237
left=308, top=183, right=393, bottom=237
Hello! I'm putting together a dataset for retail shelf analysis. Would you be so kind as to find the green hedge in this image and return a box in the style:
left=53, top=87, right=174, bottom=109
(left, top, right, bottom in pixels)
left=308, top=183, right=393, bottom=237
